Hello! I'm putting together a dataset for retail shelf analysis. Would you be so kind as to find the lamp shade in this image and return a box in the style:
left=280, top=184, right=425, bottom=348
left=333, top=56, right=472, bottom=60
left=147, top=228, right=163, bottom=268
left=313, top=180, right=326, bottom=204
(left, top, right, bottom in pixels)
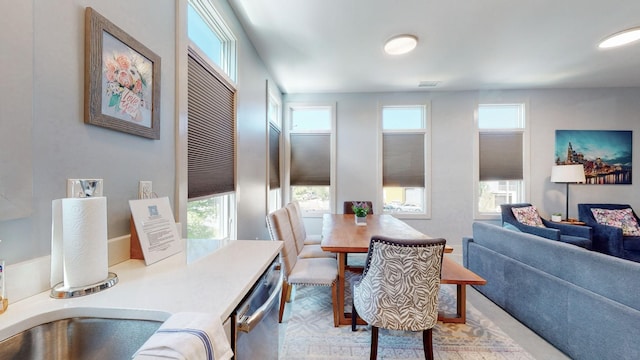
left=550, top=164, right=586, bottom=183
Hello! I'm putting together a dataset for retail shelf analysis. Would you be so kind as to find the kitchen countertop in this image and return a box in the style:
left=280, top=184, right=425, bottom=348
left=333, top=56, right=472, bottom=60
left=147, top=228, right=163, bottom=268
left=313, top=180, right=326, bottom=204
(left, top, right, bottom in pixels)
left=0, top=239, right=282, bottom=340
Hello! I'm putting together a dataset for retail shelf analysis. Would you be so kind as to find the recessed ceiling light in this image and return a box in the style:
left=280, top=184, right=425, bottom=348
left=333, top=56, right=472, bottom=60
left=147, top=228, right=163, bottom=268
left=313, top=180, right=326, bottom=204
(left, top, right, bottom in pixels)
left=599, top=27, right=640, bottom=48
left=384, top=34, right=418, bottom=55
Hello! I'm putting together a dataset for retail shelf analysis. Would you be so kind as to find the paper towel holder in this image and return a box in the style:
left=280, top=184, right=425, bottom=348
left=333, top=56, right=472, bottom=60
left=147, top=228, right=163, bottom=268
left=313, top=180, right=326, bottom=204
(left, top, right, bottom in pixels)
left=50, top=272, right=118, bottom=299
left=67, top=179, right=103, bottom=198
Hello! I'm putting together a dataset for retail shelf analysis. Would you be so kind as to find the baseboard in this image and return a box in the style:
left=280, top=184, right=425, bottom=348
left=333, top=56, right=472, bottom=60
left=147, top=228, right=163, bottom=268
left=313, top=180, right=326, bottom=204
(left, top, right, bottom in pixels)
left=6, top=234, right=132, bottom=304
left=7, top=222, right=182, bottom=304
left=4, top=255, right=52, bottom=304
left=108, top=234, right=131, bottom=267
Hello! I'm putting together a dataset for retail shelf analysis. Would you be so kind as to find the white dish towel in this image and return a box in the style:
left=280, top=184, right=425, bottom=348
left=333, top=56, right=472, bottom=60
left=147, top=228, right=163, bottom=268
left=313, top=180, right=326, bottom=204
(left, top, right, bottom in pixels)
left=133, top=312, right=233, bottom=360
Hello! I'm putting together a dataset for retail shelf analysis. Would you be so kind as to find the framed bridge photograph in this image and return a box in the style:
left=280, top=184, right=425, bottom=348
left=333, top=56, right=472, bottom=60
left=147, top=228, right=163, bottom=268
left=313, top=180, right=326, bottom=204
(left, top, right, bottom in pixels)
left=555, top=130, right=632, bottom=184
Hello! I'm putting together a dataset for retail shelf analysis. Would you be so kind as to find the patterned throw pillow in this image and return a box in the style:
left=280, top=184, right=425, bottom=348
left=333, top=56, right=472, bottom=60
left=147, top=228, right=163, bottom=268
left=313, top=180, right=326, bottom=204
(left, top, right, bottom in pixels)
left=591, top=208, right=640, bottom=236
left=511, top=206, right=545, bottom=227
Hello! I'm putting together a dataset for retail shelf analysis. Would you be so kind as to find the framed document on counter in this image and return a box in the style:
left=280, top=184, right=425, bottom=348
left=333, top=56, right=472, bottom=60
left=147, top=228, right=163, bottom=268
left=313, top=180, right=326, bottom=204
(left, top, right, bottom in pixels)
left=129, top=197, right=181, bottom=265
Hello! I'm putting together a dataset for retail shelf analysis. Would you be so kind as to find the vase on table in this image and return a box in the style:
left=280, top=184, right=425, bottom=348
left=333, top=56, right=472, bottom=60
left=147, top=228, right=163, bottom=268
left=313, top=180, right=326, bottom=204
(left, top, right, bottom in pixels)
left=351, top=201, right=370, bottom=226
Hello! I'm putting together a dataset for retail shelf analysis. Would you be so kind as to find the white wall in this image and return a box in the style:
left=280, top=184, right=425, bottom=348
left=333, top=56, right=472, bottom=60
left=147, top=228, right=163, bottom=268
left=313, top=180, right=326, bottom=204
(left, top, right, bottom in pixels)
left=2, top=0, right=638, bottom=267
left=0, top=0, right=176, bottom=264
left=0, top=0, right=280, bottom=266
left=286, top=88, right=640, bottom=253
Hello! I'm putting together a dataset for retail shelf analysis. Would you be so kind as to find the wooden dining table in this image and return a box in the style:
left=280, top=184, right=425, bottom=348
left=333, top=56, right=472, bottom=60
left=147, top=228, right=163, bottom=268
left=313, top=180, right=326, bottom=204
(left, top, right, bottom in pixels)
left=320, top=213, right=485, bottom=325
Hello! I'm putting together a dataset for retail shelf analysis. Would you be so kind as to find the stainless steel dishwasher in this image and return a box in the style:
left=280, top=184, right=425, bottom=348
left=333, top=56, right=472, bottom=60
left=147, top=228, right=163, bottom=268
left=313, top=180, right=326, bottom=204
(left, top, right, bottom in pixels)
left=230, top=256, right=281, bottom=360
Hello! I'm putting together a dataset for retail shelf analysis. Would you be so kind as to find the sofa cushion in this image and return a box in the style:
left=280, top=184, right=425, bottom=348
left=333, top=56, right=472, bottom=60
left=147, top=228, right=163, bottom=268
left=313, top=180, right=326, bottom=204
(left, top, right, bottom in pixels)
left=591, top=208, right=640, bottom=236
left=511, top=206, right=544, bottom=227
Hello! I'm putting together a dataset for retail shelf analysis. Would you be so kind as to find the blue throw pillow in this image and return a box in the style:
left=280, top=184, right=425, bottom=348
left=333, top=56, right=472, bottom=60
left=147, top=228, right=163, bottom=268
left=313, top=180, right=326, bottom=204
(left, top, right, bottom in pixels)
left=503, top=223, right=522, bottom=232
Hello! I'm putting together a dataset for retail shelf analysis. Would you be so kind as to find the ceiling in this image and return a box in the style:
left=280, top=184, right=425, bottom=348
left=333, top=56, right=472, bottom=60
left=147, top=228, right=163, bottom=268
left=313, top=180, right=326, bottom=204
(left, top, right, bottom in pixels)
left=227, top=0, right=640, bottom=94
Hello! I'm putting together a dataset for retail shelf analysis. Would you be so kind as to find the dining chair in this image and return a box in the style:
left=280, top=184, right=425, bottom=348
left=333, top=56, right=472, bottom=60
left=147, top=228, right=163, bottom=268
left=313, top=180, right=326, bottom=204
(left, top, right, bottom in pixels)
left=266, top=207, right=340, bottom=326
left=290, top=201, right=322, bottom=245
left=351, top=236, right=446, bottom=360
left=285, top=202, right=335, bottom=259
left=343, top=201, right=374, bottom=215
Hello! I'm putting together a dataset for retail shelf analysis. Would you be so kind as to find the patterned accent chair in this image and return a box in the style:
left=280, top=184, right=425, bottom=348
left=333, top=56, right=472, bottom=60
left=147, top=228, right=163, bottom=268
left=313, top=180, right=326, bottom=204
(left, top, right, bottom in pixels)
left=578, top=203, right=640, bottom=262
left=266, top=207, right=340, bottom=326
left=351, top=236, right=446, bottom=360
left=501, top=203, right=593, bottom=249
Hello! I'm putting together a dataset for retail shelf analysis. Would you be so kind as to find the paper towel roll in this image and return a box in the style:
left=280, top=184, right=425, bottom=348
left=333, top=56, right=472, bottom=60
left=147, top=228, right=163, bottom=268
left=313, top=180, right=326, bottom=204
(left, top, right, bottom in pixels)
left=51, top=197, right=108, bottom=288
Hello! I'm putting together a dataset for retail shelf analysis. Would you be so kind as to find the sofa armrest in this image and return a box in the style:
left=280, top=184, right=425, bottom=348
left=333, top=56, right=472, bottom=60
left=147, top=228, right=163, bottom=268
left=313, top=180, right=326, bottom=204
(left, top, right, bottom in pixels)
left=591, top=223, right=625, bottom=256
left=462, top=237, right=473, bottom=268
left=513, top=222, right=562, bottom=240
left=543, top=219, right=592, bottom=239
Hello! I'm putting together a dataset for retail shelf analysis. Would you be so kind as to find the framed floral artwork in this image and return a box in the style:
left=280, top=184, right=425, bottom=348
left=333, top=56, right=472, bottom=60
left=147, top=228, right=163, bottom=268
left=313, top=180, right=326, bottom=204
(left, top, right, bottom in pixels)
left=84, top=7, right=161, bottom=139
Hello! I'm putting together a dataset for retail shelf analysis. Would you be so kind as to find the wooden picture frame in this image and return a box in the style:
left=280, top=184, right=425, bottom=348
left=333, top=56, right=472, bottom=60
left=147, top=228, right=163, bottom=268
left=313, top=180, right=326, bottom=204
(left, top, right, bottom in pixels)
left=84, top=7, right=161, bottom=139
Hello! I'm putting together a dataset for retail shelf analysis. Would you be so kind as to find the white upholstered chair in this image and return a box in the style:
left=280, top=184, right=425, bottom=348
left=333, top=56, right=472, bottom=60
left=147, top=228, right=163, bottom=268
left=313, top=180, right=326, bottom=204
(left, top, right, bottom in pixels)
left=290, top=201, right=322, bottom=245
left=352, top=236, right=446, bottom=359
left=285, top=202, right=334, bottom=259
left=266, top=207, right=339, bottom=326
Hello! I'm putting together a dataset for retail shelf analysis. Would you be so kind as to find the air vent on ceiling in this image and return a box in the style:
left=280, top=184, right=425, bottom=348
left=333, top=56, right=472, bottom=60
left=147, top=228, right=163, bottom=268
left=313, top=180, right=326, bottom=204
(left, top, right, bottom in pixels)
left=418, top=81, right=439, bottom=88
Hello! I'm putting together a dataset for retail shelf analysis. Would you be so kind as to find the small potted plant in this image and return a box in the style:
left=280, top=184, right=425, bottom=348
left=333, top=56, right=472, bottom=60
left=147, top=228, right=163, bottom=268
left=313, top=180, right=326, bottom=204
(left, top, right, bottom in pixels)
left=551, top=213, right=562, bottom=222
left=352, top=201, right=370, bottom=226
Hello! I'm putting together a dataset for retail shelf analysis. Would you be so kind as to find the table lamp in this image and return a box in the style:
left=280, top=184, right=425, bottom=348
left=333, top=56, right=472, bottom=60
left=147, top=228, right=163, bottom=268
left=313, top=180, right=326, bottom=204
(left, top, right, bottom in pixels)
left=550, top=164, right=586, bottom=220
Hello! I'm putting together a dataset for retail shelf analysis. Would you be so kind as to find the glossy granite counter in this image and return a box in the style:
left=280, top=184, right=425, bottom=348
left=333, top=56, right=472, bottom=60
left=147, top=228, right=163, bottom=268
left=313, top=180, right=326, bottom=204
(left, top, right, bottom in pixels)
left=0, top=239, right=282, bottom=340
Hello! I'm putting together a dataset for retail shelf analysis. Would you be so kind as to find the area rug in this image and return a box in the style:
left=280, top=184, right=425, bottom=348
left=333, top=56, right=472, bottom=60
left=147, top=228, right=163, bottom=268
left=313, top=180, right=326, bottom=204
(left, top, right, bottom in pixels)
left=280, top=272, right=535, bottom=360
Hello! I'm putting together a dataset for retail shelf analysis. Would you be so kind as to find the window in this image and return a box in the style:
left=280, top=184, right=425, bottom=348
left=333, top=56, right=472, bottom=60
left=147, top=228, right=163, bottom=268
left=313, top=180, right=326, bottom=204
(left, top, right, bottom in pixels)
left=381, top=105, right=430, bottom=217
left=285, top=104, right=336, bottom=215
left=186, top=1, right=237, bottom=240
left=187, top=0, right=237, bottom=82
left=267, top=89, right=282, bottom=214
left=187, top=194, right=234, bottom=239
left=475, top=103, right=528, bottom=218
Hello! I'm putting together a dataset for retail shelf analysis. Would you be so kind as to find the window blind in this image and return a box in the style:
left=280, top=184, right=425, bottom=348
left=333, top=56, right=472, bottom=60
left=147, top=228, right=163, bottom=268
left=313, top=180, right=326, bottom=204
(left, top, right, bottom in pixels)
left=269, top=123, right=281, bottom=189
left=290, top=133, right=330, bottom=186
left=187, top=48, right=236, bottom=199
left=479, top=131, right=523, bottom=181
left=383, top=133, right=425, bottom=187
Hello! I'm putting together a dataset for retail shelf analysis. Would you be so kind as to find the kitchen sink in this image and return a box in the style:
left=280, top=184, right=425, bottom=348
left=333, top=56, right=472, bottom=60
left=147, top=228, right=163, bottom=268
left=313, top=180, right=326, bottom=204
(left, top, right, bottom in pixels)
left=0, top=317, right=162, bottom=359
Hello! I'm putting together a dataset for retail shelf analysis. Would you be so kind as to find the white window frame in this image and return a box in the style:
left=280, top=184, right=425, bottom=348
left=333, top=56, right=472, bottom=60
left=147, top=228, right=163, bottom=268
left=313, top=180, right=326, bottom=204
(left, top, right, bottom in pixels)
left=378, top=102, right=432, bottom=219
left=188, top=0, right=237, bottom=82
left=473, top=102, right=530, bottom=220
left=186, top=192, right=236, bottom=240
left=267, top=84, right=282, bottom=214
left=183, top=0, right=238, bottom=240
left=284, top=102, right=337, bottom=217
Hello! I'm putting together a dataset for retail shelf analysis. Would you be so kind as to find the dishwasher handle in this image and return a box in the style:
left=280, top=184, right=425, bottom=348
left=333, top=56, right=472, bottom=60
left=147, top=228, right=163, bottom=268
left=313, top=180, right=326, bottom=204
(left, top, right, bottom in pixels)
left=237, top=270, right=283, bottom=333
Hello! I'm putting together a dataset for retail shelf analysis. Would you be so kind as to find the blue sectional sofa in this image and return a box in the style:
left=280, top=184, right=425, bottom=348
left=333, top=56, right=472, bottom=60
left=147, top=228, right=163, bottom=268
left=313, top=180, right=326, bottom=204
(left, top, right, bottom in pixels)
left=463, top=221, right=640, bottom=360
